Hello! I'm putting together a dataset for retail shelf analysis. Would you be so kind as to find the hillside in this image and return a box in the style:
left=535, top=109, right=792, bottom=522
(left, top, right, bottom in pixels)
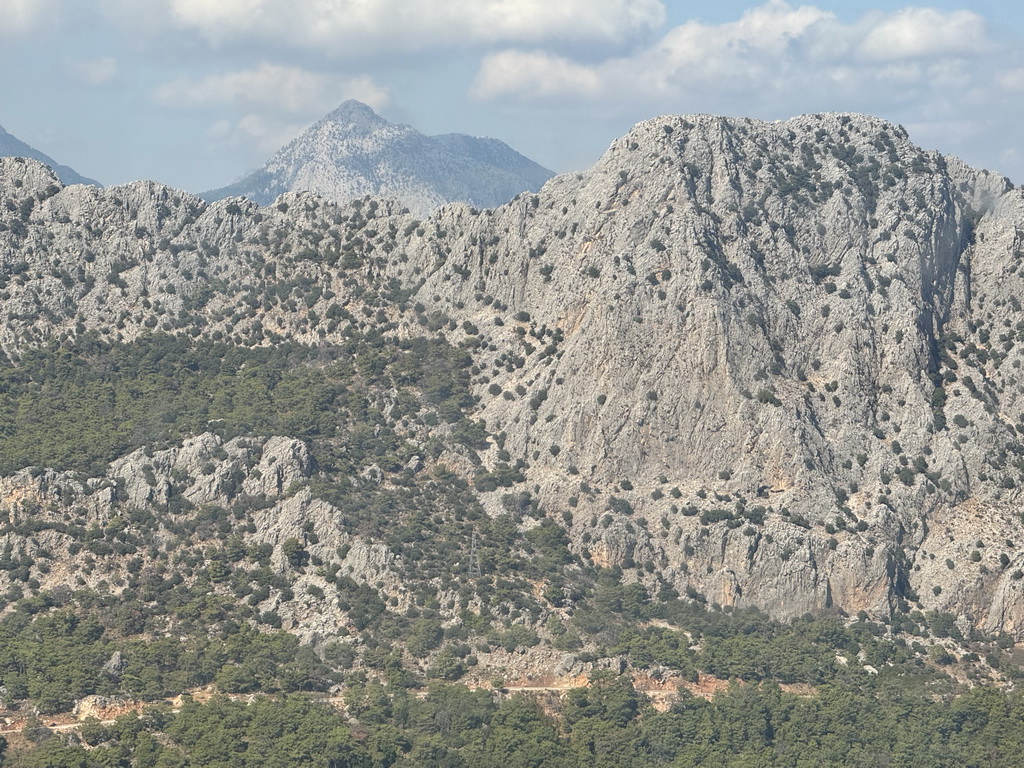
left=3, top=112, right=1024, bottom=763
left=202, top=100, right=554, bottom=216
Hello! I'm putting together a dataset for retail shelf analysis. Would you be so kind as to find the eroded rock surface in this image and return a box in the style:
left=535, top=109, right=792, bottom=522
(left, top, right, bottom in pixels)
left=3, top=112, right=1024, bottom=637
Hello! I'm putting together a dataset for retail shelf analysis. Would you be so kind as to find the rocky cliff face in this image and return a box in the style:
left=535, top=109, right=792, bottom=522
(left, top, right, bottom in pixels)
left=3, top=111, right=1024, bottom=638
left=202, top=100, right=554, bottom=217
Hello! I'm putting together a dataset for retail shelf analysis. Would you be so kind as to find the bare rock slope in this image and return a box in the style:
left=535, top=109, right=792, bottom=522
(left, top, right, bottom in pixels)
left=3, top=112, right=1024, bottom=637
left=202, top=100, right=553, bottom=217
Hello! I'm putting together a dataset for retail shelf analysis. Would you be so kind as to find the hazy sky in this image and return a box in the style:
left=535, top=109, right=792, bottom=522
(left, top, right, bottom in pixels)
left=1, top=0, right=1021, bottom=192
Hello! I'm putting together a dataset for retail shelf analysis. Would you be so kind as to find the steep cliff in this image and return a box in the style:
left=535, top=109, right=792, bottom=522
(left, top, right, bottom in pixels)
left=2, top=112, right=1024, bottom=642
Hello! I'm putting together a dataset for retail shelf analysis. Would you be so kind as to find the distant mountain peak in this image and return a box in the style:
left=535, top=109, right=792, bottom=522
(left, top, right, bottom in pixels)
left=323, top=100, right=390, bottom=126
left=309, top=100, right=403, bottom=142
left=202, top=102, right=553, bottom=216
left=0, top=122, right=100, bottom=187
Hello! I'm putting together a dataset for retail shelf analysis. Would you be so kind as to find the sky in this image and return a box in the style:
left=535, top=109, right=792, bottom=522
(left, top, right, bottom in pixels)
left=1, top=0, right=1022, bottom=193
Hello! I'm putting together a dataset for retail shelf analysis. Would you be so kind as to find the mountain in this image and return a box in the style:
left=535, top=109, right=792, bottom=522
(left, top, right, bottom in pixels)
left=7, top=113, right=1024, bottom=751
left=201, top=100, right=554, bottom=216
left=0, top=123, right=100, bottom=186
left=2, top=112, right=1019, bottom=631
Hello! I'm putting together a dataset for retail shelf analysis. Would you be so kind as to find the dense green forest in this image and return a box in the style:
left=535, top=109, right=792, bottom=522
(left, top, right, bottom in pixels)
left=0, top=580, right=991, bottom=713
left=2, top=569, right=1024, bottom=765
left=0, top=329, right=476, bottom=476
left=6, top=676, right=1024, bottom=767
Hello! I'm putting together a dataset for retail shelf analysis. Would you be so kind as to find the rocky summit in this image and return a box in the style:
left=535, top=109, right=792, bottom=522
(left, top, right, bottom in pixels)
left=2, top=110, right=1024, bottom=707
left=201, top=100, right=554, bottom=216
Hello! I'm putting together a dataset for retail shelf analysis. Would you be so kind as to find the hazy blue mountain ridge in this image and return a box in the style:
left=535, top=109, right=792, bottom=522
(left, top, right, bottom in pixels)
left=0, top=123, right=100, bottom=187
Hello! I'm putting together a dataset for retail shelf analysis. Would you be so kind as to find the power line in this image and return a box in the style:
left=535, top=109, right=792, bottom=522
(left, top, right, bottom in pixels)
left=467, top=528, right=482, bottom=578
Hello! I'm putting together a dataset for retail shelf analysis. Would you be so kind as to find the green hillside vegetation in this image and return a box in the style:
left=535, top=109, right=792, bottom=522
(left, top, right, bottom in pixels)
left=0, top=330, right=475, bottom=476
left=1, top=332, right=1023, bottom=763
left=2, top=566, right=1024, bottom=765
left=6, top=678, right=1024, bottom=767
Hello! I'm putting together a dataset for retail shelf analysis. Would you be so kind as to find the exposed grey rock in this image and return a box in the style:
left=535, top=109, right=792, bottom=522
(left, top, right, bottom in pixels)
left=340, top=539, right=396, bottom=583
left=102, top=651, right=126, bottom=679
left=241, top=437, right=313, bottom=498
left=0, top=434, right=408, bottom=638
left=359, top=464, right=383, bottom=485
left=202, top=100, right=553, bottom=216
left=5, top=111, right=1024, bottom=636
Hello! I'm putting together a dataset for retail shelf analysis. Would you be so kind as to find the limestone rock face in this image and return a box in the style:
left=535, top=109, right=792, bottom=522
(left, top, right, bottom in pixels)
left=3, top=112, right=1024, bottom=634
left=202, top=100, right=554, bottom=217
left=0, top=433, right=405, bottom=640
left=385, top=113, right=1024, bottom=626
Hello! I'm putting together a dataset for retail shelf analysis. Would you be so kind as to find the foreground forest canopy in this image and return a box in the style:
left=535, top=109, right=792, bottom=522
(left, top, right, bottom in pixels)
left=5, top=679, right=1024, bottom=767
left=3, top=109, right=1024, bottom=762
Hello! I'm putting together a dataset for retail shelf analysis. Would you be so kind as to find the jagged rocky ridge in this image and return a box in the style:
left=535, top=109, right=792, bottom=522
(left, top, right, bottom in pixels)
left=0, top=123, right=100, bottom=187
left=202, top=100, right=553, bottom=217
left=2, top=111, right=1024, bottom=643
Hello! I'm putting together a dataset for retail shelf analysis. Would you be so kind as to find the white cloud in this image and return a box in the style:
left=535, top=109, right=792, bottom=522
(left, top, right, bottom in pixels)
left=154, top=63, right=389, bottom=115
left=859, top=8, right=988, bottom=61
left=164, top=0, right=665, bottom=53
left=998, top=68, right=1024, bottom=92
left=0, top=0, right=59, bottom=34
left=470, top=2, right=995, bottom=109
left=217, top=114, right=311, bottom=153
left=465, top=1, right=1024, bottom=182
left=642, top=1, right=839, bottom=95
left=155, top=63, right=390, bottom=155
left=70, top=57, right=118, bottom=86
left=472, top=51, right=603, bottom=101
left=473, top=1, right=842, bottom=104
